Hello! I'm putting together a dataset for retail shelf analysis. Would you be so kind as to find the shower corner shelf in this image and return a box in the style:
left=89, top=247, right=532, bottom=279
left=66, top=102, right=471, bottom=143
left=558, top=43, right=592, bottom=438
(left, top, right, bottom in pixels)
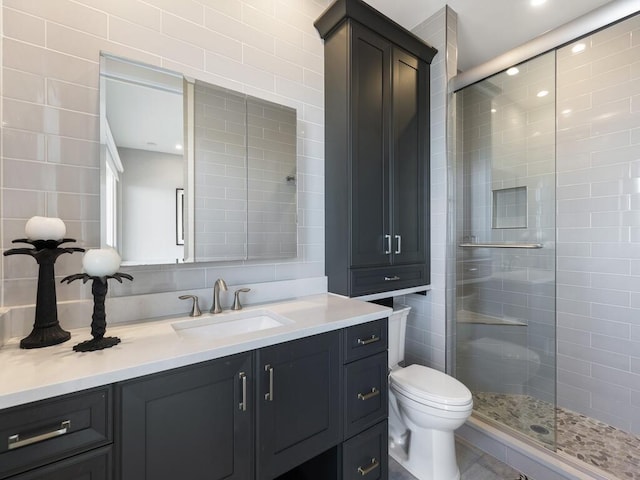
left=456, top=310, right=528, bottom=326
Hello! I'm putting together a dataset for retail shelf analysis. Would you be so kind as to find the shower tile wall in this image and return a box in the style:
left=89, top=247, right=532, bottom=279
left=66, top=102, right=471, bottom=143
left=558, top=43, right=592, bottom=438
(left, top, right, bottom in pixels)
left=1, top=0, right=328, bottom=308
left=556, top=14, right=640, bottom=435
left=456, top=53, right=556, bottom=402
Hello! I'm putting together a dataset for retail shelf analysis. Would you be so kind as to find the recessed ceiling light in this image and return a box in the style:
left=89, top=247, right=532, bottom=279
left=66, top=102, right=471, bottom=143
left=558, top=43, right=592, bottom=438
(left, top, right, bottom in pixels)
left=506, top=67, right=520, bottom=76
left=491, top=108, right=497, bottom=113
left=561, top=109, right=572, bottom=115
left=571, top=43, right=586, bottom=54
left=531, top=0, right=547, bottom=6
left=537, top=90, right=549, bottom=98
left=175, top=144, right=183, bottom=150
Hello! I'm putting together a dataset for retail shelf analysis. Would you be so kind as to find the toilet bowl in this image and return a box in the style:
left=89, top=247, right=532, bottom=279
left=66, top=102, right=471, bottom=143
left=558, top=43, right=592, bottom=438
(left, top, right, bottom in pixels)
left=388, top=306, right=473, bottom=480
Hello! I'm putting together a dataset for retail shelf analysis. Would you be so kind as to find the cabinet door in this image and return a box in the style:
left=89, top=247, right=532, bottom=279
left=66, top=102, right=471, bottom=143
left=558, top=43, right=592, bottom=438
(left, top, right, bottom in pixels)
left=350, top=23, right=392, bottom=268
left=117, top=353, right=253, bottom=480
left=391, top=47, right=428, bottom=266
left=256, top=331, right=341, bottom=480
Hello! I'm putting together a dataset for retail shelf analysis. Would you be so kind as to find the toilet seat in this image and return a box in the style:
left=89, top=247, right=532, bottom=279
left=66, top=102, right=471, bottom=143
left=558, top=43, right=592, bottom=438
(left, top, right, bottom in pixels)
left=390, top=365, right=473, bottom=412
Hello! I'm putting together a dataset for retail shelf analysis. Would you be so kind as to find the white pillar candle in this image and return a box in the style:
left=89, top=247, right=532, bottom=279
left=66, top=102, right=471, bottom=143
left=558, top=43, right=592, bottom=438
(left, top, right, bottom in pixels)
left=83, top=248, right=122, bottom=277
left=25, top=216, right=67, bottom=241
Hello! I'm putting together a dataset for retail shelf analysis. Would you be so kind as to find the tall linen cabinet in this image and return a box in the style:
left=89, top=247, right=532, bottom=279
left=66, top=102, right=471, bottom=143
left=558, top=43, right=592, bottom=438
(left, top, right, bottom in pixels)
left=315, top=0, right=437, bottom=298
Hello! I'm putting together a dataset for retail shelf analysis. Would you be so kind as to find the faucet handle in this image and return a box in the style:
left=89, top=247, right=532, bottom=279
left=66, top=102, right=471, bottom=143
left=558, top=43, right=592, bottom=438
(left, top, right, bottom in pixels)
left=232, top=288, right=251, bottom=311
left=179, top=295, right=202, bottom=317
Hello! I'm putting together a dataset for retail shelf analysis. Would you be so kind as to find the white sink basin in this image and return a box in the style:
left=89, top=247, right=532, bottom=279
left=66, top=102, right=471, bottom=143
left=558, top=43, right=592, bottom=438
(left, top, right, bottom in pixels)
left=171, top=309, right=292, bottom=339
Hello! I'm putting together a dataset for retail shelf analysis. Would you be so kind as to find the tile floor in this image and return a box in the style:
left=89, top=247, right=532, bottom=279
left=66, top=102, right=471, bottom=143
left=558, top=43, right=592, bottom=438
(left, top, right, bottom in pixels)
left=474, top=392, right=640, bottom=479
left=389, top=439, right=525, bottom=480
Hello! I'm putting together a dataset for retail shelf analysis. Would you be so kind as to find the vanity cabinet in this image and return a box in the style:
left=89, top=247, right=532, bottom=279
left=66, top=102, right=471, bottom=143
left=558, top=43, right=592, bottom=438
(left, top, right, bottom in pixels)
left=116, top=331, right=341, bottom=480
left=315, top=0, right=437, bottom=297
left=116, top=352, right=253, bottom=480
left=1, top=316, right=388, bottom=480
left=256, top=331, right=341, bottom=480
left=0, top=387, right=112, bottom=480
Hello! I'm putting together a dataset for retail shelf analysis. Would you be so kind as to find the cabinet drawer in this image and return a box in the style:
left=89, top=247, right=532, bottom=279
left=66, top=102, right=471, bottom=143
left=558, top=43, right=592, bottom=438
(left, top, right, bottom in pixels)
left=10, top=446, right=112, bottom=480
left=342, top=421, right=388, bottom=480
left=344, top=352, right=388, bottom=439
left=350, top=264, right=428, bottom=297
left=344, top=319, right=387, bottom=363
left=0, top=387, right=112, bottom=479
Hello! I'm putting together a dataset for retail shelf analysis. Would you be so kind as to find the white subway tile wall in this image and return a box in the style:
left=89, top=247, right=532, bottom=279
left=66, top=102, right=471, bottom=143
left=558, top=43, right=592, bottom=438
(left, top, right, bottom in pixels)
left=400, top=7, right=458, bottom=372
left=556, top=13, right=640, bottom=435
left=1, top=0, right=328, bottom=306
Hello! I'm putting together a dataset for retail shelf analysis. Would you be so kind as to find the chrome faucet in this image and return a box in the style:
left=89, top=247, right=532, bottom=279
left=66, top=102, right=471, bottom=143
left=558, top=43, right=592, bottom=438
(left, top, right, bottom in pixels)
left=210, top=278, right=228, bottom=314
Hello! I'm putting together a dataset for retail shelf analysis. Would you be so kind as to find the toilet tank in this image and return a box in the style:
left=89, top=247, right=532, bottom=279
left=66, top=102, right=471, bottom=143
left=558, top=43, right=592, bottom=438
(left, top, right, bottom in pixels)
left=388, top=305, right=411, bottom=368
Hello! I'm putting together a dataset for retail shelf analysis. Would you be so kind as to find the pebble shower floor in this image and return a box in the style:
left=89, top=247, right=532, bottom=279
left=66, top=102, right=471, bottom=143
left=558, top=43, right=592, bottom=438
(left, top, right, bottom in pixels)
left=473, top=392, right=640, bottom=479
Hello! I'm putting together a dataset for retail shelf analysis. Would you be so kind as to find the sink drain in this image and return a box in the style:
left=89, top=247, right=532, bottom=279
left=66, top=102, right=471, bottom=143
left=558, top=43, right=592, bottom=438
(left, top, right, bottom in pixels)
left=529, top=424, right=550, bottom=435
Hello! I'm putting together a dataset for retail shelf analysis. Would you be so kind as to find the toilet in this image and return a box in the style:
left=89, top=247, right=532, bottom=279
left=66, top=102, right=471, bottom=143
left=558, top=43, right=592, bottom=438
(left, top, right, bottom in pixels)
left=388, top=306, right=473, bottom=480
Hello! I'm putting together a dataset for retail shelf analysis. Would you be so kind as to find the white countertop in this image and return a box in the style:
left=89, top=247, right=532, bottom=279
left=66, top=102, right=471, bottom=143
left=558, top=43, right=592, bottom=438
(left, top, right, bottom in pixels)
left=0, top=294, right=390, bottom=410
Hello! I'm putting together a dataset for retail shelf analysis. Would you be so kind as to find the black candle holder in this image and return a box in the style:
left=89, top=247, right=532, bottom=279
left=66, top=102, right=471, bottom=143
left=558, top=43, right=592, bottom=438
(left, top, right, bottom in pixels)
left=3, top=238, right=85, bottom=349
left=61, top=272, right=133, bottom=352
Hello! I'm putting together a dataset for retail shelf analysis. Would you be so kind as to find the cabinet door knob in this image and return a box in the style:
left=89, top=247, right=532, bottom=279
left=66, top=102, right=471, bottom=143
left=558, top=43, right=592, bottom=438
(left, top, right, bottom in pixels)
left=357, top=457, right=379, bottom=476
left=395, top=234, right=402, bottom=254
left=384, top=234, right=391, bottom=254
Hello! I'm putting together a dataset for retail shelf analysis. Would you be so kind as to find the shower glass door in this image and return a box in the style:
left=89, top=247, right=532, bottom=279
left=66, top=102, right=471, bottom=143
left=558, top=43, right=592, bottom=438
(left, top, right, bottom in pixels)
left=454, top=51, right=557, bottom=448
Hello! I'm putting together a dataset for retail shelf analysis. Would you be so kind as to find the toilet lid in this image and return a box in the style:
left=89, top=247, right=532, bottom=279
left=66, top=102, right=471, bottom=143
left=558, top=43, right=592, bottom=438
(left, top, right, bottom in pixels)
left=390, top=364, right=472, bottom=407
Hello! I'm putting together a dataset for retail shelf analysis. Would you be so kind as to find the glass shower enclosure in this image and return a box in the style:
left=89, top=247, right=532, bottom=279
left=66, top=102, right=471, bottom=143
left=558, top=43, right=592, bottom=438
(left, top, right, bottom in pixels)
left=454, top=51, right=557, bottom=447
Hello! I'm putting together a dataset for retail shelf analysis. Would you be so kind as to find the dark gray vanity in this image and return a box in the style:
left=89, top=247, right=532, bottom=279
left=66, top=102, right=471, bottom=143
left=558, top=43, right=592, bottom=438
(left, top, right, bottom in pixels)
left=0, top=318, right=388, bottom=480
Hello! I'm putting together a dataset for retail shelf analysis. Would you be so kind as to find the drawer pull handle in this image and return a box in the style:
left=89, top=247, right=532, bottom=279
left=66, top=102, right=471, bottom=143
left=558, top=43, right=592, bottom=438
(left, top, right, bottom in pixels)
left=357, top=387, right=380, bottom=401
left=357, top=335, right=380, bottom=346
left=357, top=457, right=379, bottom=476
left=8, top=420, right=71, bottom=450
left=384, top=275, right=400, bottom=281
left=239, top=372, right=247, bottom=411
left=264, top=364, right=274, bottom=401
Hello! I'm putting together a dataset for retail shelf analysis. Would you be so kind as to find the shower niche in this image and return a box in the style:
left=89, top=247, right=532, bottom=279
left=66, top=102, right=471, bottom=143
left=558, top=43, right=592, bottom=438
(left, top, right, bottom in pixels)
left=492, top=186, right=527, bottom=229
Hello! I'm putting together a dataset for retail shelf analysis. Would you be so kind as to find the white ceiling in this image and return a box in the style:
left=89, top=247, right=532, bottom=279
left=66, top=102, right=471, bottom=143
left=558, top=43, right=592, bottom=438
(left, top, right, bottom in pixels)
left=363, top=0, right=615, bottom=71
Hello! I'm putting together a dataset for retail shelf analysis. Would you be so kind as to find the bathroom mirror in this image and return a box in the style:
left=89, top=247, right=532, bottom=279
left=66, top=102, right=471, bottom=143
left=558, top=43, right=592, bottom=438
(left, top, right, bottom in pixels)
left=99, top=53, right=297, bottom=265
